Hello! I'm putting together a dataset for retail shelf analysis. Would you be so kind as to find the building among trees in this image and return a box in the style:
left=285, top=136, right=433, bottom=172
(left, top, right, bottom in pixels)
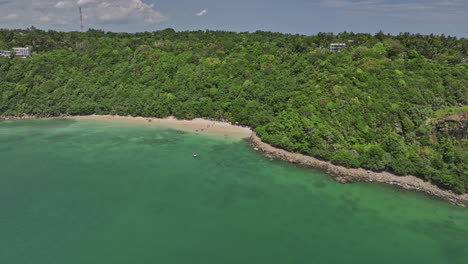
left=13, top=47, right=32, bottom=58
left=330, top=43, right=346, bottom=52
left=0, top=50, right=12, bottom=58
left=0, top=47, right=32, bottom=58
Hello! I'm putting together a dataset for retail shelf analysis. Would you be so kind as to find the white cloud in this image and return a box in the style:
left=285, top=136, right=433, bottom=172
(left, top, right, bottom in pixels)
left=322, top=0, right=468, bottom=11
left=39, top=16, right=52, bottom=22
left=1, top=13, right=18, bottom=20
left=54, top=1, right=73, bottom=8
left=82, top=0, right=166, bottom=24
left=0, top=1, right=12, bottom=6
left=323, top=0, right=428, bottom=10
left=77, top=0, right=97, bottom=5
left=1, top=0, right=167, bottom=25
left=196, top=9, right=208, bottom=16
left=433, top=1, right=467, bottom=7
left=321, top=0, right=468, bottom=19
left=103, top=1, right=163, bottom=23
left=55, top=1, right=65, bottom=8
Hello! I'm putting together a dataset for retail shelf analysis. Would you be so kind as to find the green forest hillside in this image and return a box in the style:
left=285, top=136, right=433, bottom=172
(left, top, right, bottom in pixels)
left=0, top=28, right=467, bottom=193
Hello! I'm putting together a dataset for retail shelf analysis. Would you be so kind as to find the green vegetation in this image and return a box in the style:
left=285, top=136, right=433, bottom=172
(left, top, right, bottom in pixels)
left=432, top=105, right=468, bottom=119
left=0, top=27, right=467, bottom=193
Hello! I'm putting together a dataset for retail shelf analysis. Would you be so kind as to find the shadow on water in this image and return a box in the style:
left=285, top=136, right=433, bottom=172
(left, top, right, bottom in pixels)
left=339, top=193, right=361, bottom=215
left=406, top=218, right=468, bottom=264
left=313, top=181, right=328, bottom=189
left=1, top=119, right=77, bottom=142
left=0, top=135, right=25, bottom=143
left=136, top=137, right=178, bottom=146
left=243, top=185, right=268, bottom=200
left=0, top=118, right=75, bottom=129
left=166, top=129, right=189, bottom=135
left=47, top=133, right=76, bottom=141
left=200, top=179, right=268, bottom=209
left=0, top=145, right=13, bottom=152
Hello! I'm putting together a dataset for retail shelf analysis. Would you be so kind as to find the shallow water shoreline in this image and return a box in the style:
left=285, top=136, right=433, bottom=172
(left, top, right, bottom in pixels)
left=0, top=114, right=252, bottom=138
left=73, top=115, right=253, bottom=139
left=2, top=114, right=467, bottom=207
left=250, top=133, right=468, bottom=207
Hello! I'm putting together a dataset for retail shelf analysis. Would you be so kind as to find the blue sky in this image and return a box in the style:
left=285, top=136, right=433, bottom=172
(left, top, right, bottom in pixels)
left=0, top=0, right=467, bottom=36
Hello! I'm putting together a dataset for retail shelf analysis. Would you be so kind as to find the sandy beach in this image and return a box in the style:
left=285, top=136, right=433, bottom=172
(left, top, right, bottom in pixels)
left=72, top=115, right=253, bottom=139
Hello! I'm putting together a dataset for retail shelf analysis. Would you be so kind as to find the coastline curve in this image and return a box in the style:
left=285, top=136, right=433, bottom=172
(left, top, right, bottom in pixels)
left=1, top=114, right=467, bottom=207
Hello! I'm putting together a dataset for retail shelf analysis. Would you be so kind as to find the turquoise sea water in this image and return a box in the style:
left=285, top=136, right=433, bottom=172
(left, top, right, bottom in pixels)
left=0, top=118, right=467, bottom=264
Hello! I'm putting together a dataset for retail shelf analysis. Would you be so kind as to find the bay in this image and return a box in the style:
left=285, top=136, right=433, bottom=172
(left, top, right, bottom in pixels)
left=0, top=119, right=467, bottom=264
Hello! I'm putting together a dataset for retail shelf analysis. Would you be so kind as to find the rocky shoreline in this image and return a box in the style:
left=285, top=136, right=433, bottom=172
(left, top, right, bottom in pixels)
left=250, top=133, right=468, bottom=207
left=2, top=114, right=467, bottom=207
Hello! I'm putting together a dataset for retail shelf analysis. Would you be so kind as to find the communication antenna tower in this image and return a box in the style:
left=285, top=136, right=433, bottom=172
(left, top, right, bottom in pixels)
left=79, top=7, right=84, bottom=32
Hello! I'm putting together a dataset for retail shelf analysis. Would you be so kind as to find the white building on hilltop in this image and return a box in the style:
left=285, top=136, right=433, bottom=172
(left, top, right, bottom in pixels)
left=330, top=43, right=346, bottom=53
left=13, top=47, right=32, bottom=58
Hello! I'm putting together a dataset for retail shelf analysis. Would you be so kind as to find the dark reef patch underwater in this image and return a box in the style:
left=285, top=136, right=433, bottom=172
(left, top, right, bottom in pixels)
left=0, top=119, right=467, bottom=264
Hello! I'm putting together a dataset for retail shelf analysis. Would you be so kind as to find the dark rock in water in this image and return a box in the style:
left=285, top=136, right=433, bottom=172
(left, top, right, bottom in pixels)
left=48, top=133, right=74, bottom=141
left=313, top=181, right=328, bottom=189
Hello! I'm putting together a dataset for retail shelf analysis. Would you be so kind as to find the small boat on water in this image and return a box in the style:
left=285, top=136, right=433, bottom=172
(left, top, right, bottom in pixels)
left=193, top=152, right=198, bottom=157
